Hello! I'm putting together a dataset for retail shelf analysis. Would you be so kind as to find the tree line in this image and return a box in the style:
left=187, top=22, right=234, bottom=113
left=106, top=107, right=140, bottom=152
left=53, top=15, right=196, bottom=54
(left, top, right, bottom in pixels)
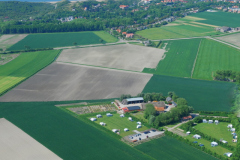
left=214, top=70, right=240, bottom=83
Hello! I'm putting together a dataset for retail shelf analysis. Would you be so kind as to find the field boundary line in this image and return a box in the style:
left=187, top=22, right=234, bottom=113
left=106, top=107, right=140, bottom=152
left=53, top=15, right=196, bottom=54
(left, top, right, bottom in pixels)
left=208, top=37, right=240, bottom=50
left=191, top=39, right=202, bottom=78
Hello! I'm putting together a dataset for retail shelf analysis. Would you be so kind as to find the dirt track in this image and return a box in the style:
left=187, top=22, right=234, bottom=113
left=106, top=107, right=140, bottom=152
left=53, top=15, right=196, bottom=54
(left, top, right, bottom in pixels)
left=0, top=62, right=152, bottom=102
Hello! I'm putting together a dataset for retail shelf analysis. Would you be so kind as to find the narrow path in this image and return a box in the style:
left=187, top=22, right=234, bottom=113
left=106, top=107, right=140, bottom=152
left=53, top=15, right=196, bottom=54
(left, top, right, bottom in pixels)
left=191, top=39, right=202, bottom=78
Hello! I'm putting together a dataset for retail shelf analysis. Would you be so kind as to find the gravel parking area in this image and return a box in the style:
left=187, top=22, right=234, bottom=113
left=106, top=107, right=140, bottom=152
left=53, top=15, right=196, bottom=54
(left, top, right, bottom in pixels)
left=0, top=62, right=152, bottom=101
left=0, top=118, right=62, bottom=160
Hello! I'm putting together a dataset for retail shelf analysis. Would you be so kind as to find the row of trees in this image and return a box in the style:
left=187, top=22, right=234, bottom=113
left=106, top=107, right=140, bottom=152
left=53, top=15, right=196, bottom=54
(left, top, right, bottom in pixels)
left=214, top=70, right=240, bottom=83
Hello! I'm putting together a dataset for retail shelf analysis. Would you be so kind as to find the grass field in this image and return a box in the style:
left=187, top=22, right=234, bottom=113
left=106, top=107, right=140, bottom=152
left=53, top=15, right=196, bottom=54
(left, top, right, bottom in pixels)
left=135, top=136, right=217, bottom=160
left=195, top=122, right=236, bottom=146
left=185, top=134, right=232, bottom=156
left=143, top=39, right=201, bottom=78
left=0, top=101, right=151, bottom=160
left=7, top=31, right=117, bottom=51
left=192, top=39, right=240, bottom=80
left=88, top=113, right=149, bottom=137
left=142, top=75, right=236, bottom=111
left=136, top=24, right=217, bottom=40
left=0, top=50, right=60, bottom=95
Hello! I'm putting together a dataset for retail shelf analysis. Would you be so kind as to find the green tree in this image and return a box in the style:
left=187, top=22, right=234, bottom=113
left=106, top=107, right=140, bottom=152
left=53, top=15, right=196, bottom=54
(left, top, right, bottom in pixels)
left=144, top=103, right=156, bottom=119
left=148, top=115, right=156, bottom=125
left=177, top=98, right=188, bottom=106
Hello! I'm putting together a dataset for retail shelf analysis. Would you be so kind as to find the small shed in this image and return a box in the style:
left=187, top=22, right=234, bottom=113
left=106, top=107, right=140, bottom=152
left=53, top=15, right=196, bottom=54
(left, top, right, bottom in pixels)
left=208, top=120, right=213, bottom=124
left=90, top=118, right=97, bottom=121
left=96, top=114, right=102, bottom=118
left=120, top=114, right=124, bottom=118
left=228, top=124, right=233, bottom=128
left=193, top=134, right=201, bottom=139
left=100, top=122, right=106, bottom=126
left=203, top=119, right=207, bottom=123
left=128, top=117, right=133, bottom=121
left=136, top=125, right=142, bottom=129
left=112, top=129, right=118, bottom=133
left=137, top=121, right=141, bottom=125
left=124, top=128, right=129, bottom=132
left=186, top=131, right=191, bottom=135
left=106, top=113, right=113, bottom=117
left=224, top=152, right=232, bottom=157
left=211, top=142, right=218, bottom=147
left=215, top=120, right=219, bottom=124
left=231, top=128, right=236, bottom=132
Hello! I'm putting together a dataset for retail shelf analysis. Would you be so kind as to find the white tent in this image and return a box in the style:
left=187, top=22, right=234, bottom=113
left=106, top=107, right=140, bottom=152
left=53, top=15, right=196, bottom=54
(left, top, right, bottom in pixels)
left=215, top=120, right=219, bottom=124
left=112, top=129, right=118, bottom=133
left=90, top=118, right=97, bottom=121
left=96, top=114, right=102, bottom=118
left=136, top=125, right=142, bottom=129
left=203, top=119, right=207, bottom=123
left=100, top=122, right=106, bottom=126
left=228, top=124, right=233, bottom=128
left=193, top=134, right=201, bottom=139
left=128, top=117, right=132, bottom=121
left=124, top=128, right=129, bottom=132
left=231, top=128, right=236, bottom=132
left=106, top=113, right=113, bottom=117
left=224, top=152, right=232, bottom=157
left=120, top=114, right=124, bottom=118
left=137, top=121, right=141, bottom=125
left=186, top=131, right=191, bottom=135
left=208, top=120, right=213, bottom=124
left=211, top=142, right=218, bottom=147
left=222, top=140, right=228, bottom=144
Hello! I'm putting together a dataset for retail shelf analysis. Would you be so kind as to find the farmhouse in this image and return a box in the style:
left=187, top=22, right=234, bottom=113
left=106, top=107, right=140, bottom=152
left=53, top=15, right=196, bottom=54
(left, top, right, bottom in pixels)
left=216, top=26, right=231, bottom=33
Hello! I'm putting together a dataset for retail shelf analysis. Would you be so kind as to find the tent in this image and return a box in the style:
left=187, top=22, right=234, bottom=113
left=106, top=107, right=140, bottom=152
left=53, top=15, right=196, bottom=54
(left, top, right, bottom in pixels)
left=224, top=152, right=232, bottom=157
left=137, top=121, right=141, bottom=125
left=112, top=129, right=118, bottom=133
left=222, top=140, right=228, bottom=144
left=90, top=118, right=97, bottom=121
left=186, top=131, right=191, bottom=135
left=100, top=122, right=106, bottom=126
left=211, top=142, right=218, bottom=147
left=231, top=128, right=236, bottom=132
left=193, top=134, right=201, bottom=139
left=96, top=114, right=102, bottom=118
left=228, top=124, right=233, bottom=128
left=215, top=120, right=219, bottom=124
left=120, top=114, right=124, bottom=118
left=128, top=117, right=133, bottom=121
left=136, top=125, right=142, bottom=129
left=106, top=113, right=113, bottom=117
left=208, top=120, right=213, bottom=124
left=203, top=119, right=207, bottom=123
left=124, top=128, right=129, bottom=132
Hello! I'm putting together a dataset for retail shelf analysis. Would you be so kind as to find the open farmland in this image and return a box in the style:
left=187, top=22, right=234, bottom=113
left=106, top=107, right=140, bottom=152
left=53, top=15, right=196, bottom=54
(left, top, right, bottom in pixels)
left=57, top=44, right=165, bottom=72
left=0, top=34, right=27, bottom=50
left=0, top=63, right=152, bottom=101
left=135, top=136, right=217, bottom=160
left=142, top=75, right=236, bottom=111
left=215, top=33, right=240, bottom=47
left=143, top=39, right=201, bottom=77
left=7, top=31, right=116, bottom=51
left=192, top=39, right=240, bottom=80
left=0, top=118, right=62, bottom=160
left=0, top=101, right=151, bottom=160
left=0, top=50, right=60, bottom=96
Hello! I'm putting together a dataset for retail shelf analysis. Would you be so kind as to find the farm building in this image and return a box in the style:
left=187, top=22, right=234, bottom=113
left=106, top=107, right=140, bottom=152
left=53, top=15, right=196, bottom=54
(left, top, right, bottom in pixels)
left=90, top=118, right=97, bottom=121
left=211, top=142, right=218, bottom=147
left=228, top=124, right=233, bottom=128
left=137, top=125, right=142, bottom=128
left=208, top=120, right=213, bottom=124
left=124, top=128, right=129, bottom=132
left=122, top=97, right=144, bottom=105
left=155, top=106, right=165, bottom=113
left=193, top=134, right=201, bottom=139
left=203, top=119, right=207, bottom=123
left=120, top=114, right=124, bottom=118
left=122, top=106, right=141, bottom=113
left=96, top=114, right=102, bottom=118
left=106, top=113, right=113, bottom=117
left=224, top=152, right=232, bottom=157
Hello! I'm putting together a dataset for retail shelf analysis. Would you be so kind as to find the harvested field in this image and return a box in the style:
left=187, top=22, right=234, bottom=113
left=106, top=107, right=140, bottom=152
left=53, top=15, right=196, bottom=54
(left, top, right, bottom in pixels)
left=0, top=54, right=19, bottom=65
left=57, top=44, right=165, bottom=72
left=0, top=63, right=152, bottom=101
left=0, top=118, right=62, bottom=160
left=216, top=33, right=240, bottom=47
left=0, top=34, right=27, bottom=50
left=69, top=104, right=116, bottom=114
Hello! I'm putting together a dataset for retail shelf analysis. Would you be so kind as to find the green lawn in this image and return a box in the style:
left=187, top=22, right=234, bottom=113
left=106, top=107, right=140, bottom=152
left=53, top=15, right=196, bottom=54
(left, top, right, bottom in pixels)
left=7, top=31, right=116, bottom=51
left=142, top=75, right=236, bottom=111
left=185, top=134, right=232, bottom=156
left=0, top=50, right=60, bottom=95
left=135, top=136, right=217, bottom=160
left=193, top=39, right=240, bottom=80
left=89, top=113, right=149, bottom=137
left=132, top=112, right=148, bottom=123
left=195, top=122, right=236, bottom=146
left=143, top=39, right=201, bottom=78
left=0, top=101, right=151, bottom=160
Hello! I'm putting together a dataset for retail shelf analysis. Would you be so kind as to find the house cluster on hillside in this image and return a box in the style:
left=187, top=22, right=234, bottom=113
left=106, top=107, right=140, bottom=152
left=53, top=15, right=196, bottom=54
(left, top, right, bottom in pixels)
left=161, top=0, right=188, bottom=3
left=215, top=26, right=240, bottom=33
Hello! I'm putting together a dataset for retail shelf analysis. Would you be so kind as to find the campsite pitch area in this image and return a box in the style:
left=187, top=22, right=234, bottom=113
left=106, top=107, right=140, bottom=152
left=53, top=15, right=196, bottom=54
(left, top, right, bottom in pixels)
left=0, top=101, right=151, bottom=160
left=7, top=31, right=117, bottom=51
left=142, top=75, right=236, bottom=111
left=0, top=50, right=60, bottom=96
left=0, top=118, right=62, bottom=160
left=88, top=113, right=148, bottom=137
left=215, top=33, right=240, bottom=47
left=0, top=63, right=152, bottom=101
left=57, top=44, right=165, bottom=72
left=135, top=136, right=217, bottom=160
left=192, top=38, right=240, bottom=80
left=143, top=38, right=201, bottom=78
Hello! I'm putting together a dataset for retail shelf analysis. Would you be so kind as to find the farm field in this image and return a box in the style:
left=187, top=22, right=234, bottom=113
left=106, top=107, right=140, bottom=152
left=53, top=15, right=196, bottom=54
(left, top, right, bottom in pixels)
left=135, top=136, right=217, bottom=160
left=0, top=118, right=62, bottom=160
left=185, top=133, right=232, bottom=156
left=0, top=63, right=152, bottom=101
left=0, top=34, right=27, bottom=50
left=88, top=113, right=149, bottom=137
left=93, top=31, right=118, bottom=43
left=216, top=33, right=240, bottom=47
left=192, top=39, right=240, bottom=80
left=57, top=44, right=165, bottom=72
left=0, top=50, right=60, bottom=96
left=142, top=75, right=236, bottom=111
left=195, top=122, right=236, bottom=146
left=136, top=24, right=217, bottom=40
left=0, top=101, right=151, bottom=160
left=7, top=31, right=116, bottom=51
left=143, top=39, right=201, bottom=78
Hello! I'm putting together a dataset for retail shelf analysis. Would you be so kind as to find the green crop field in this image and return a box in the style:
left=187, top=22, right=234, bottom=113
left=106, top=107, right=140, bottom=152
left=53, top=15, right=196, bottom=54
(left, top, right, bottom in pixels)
left=135, top=136, right=217, bottom=160
left=193, top=39, right=240, bottom=80
left=0, top=101, right=151, bottom=160
left=136, top=24, right=217, bottom=40
left=0, top=50, right=60, bottom=95
left=143, top=39, right=201, bottom=78
left=7, top=31, right=117, bottom=51
left=142, top=75, right=236, bottom=111
left=190, top=11, right=240, bottom=27
left=195, top=122, right=236, bottom=146
left=88, top=113, right=149, bottom=137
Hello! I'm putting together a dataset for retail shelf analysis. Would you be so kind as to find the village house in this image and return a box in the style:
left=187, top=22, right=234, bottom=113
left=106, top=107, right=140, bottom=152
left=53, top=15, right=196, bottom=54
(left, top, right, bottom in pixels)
left=126, top=33, right=134, bottom=38
left=119, top=5, right=129, bottom=9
